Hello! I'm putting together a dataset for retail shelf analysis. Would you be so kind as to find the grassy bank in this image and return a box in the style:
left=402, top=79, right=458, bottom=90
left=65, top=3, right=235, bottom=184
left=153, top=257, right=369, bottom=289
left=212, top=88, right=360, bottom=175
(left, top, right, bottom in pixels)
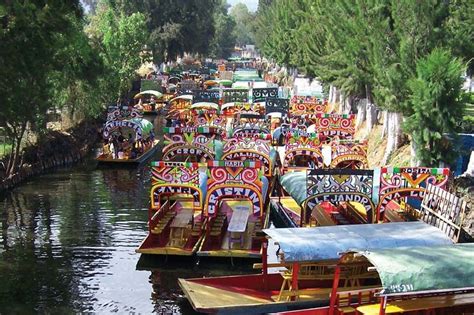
left=0, top=144, right=12, bottom=158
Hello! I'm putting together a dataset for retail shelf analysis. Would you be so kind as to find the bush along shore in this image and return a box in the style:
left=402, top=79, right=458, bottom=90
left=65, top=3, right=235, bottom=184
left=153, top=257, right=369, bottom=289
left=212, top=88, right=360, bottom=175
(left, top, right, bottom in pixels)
left=0, top=120, right=101, bottom=193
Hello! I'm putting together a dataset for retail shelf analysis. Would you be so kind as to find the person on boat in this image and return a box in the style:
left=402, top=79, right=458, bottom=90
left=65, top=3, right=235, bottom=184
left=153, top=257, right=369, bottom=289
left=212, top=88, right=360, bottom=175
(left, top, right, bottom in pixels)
left=108, top=137, right=115, bottom=158
left=128, top=133, right=135, bottom=145
left=149, top=130, right=155, bottom=142
left=111, top=136, right=119, bottom=159
left=135, top=98, right=143, bottom=110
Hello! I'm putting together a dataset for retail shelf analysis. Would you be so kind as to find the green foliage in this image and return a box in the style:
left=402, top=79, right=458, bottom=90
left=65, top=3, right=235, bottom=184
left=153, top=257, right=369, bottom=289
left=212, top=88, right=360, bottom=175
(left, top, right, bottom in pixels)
left=255, top=0, right=473, bottom=165
left=230, top=3, right=256, bottom=46
left=112, top=0, right=219, bottom=63
left=210, top=2, right=237, bottom=59
left=404, top=49, right=466, bottom=166
left=87, top=1, right=149, bottom=101
left=0, top=0, right=88, bottom=174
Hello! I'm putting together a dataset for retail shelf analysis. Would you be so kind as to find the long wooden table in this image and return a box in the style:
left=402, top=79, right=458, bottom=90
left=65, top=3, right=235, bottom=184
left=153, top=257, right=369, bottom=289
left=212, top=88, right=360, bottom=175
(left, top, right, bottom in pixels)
left=227, top=205, right=250, bottom=248
left=169, top=210, right=193, bottom=247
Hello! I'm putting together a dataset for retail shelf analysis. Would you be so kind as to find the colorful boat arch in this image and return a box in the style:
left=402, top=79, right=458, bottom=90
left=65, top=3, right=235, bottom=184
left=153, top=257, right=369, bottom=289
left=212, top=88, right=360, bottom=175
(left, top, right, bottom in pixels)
left=192, top=115, right=227, bottom=137
left=329, top=140, right=368, bottom=169
left=150, top=161, right=205, bottom=209
left=162, top=127, right=217, bottom=162
left=314, top=113, right=356, bottom=140
left=283, top=133, right=323, bottom=169
left=232, top=125, right=270, bottom=138
left=376, top=167, right=450, bottom=221
left=204, top=161, right=264, bottom=217
left=306, top=168, right=375, bottom=222
left=221, top=138, right=272, bottom=176
left=290, top=96, right=327, bottom=116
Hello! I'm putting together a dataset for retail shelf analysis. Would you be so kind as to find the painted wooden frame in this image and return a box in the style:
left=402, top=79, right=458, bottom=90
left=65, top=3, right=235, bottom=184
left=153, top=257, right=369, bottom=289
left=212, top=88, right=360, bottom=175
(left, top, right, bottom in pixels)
left=204, top=161, right=264, bottom=217
left=150, top=161, right=204, bottom=209
left=221, top=138, right=272, bottom=176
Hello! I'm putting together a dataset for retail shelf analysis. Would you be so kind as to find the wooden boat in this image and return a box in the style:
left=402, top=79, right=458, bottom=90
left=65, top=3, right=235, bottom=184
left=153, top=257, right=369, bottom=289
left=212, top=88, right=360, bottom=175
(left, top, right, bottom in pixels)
left=179, top=222, right=454, bottom=314
left=134, top=89, right=164, bottom=115
left=196, top=160, right=270, bottom=259
left=272, top=167, right=454, bottom=229
left=96, top=106, right=159, bottom=165
left=277, top=130, right=324, bottom=171
left=376, top=167, right=450, bottom=222
left=271, top=244, right=474, bottom=315
left=136, top=161, right=207, bottom=256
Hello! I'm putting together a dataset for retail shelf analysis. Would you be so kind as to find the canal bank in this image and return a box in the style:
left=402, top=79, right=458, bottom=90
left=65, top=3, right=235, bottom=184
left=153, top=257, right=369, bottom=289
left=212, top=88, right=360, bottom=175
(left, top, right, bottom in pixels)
left=0, top=120, right=102, bottom=193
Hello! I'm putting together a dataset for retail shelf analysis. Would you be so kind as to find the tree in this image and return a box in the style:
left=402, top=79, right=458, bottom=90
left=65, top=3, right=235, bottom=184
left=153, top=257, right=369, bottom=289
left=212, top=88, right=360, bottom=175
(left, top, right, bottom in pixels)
left=87, top=1, right=149, bottom=102
left=112, top=0, right=219, bottom=63
left=230, top=3, right=256, bottom=46
left=209, top=1, right=237, bottom=59
left=0, top=0, right=86, bottom=176
left=405, top=49, right=466, bottom=166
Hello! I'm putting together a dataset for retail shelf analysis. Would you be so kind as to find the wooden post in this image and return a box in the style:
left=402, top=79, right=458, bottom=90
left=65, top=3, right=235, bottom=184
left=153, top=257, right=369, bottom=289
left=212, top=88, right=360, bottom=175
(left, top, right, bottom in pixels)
left=291, top=263, right=299, bottom=301
left=379, top=296, right=387, bottom=315
left=262, top=240, right=268, bottom=290
left=329, top=265, right=341, bottom=315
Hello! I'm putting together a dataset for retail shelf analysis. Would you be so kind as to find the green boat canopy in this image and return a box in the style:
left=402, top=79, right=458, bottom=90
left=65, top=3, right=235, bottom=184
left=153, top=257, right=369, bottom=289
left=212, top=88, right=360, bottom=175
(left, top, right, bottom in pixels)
left=349, top=243, right=474, bottom=297
left=280, top=171, right=307, bottom=205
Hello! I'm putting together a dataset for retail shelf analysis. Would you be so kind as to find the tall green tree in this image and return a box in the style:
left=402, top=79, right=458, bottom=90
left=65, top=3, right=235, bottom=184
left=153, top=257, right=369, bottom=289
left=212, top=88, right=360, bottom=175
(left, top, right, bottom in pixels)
left=87, top=1, right=149, bottom=102
left=111, top=0, right=219, bottom=63
left=0, top=0, right=88, bottom=175
left=230, top=3, right=256, bottom=46
left=405, top=49, right=466, bottom=166
left=209, top=1, right=237, bottom=59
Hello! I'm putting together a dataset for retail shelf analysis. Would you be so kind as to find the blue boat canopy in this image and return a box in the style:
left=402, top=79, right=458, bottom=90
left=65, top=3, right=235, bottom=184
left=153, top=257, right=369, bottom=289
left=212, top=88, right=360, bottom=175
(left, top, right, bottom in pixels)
left=346, top=243, right=474, bottom=297
left=263, top=222, right=453, bottom=263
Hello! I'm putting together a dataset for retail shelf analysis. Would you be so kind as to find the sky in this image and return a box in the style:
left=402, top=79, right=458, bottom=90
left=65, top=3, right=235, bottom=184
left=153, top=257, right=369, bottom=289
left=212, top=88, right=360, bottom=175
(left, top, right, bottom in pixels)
left=227, top=0, right=259, bottom=12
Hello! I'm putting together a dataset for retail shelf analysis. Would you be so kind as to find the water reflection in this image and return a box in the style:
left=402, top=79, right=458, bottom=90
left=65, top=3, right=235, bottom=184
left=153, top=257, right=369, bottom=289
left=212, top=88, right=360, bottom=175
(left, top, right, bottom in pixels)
left=0, top=113, right=259, bottom=314
left=0, top=163, right=153, bottom=313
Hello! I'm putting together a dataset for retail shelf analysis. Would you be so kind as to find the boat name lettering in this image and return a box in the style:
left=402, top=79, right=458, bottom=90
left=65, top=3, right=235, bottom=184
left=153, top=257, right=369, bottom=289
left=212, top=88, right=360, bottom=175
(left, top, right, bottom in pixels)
left=207, top=187, right=261, bottom=215
left=308, top=193, right=373, bottom=213
left=225, top=152, right=269, bottom=171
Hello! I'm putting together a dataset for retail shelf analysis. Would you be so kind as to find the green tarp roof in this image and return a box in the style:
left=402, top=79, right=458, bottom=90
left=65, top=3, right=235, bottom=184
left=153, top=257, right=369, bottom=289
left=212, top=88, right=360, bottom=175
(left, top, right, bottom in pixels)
left=353, top=243, right=474, bottom=297
left=280, top=171, right=307, bottom=205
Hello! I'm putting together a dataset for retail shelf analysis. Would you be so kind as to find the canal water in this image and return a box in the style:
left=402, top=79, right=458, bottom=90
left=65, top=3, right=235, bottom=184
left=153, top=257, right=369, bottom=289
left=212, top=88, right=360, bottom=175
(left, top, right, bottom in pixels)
left=0, top=115, right=263, bottom=314
left=0, top=159, right=261, bottom=314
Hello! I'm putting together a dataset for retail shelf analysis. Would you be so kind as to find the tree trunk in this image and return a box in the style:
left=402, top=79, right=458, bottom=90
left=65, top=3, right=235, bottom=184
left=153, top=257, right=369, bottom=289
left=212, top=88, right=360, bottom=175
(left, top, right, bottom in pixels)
left=355, top=98, right=367, bottom=129
left=340, top=93, right=353, bottom=114
left=410, top=139, right=420, bottom=166
left=365, top=102, right=377, bottom=136
left=6, top=122, right=26, bottom=176
left=382, top=112, right=403, bottom=165
left=381, top=110, right=388, bottom=139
